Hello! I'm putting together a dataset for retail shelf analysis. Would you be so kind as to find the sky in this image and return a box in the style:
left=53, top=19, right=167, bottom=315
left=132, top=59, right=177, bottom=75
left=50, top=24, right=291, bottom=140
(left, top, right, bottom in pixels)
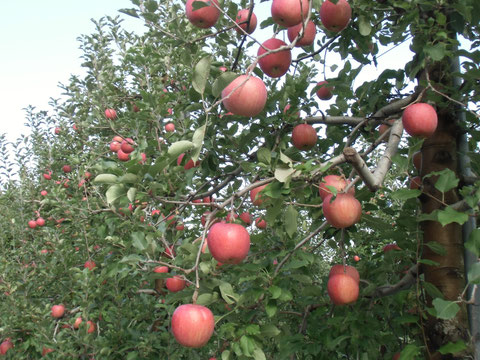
left=0, top=0, right=144, bottom=143
left=0, top=1, right=413, bottom=145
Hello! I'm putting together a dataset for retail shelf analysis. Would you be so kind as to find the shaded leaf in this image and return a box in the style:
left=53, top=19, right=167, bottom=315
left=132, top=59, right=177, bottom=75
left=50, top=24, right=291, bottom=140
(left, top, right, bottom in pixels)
left=432, top=298, right=460, bottom=320
left=192, top=56, right=212, bottom=95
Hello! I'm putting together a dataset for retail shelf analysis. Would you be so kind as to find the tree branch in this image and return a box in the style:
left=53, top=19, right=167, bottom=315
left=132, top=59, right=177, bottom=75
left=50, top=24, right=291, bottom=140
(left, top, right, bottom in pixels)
left=372, top=264, right=420, bottom=298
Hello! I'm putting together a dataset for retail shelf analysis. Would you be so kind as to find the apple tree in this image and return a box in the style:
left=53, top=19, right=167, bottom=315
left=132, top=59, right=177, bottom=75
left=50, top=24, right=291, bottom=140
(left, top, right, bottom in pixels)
left=0, top=0, right=479, bottom=359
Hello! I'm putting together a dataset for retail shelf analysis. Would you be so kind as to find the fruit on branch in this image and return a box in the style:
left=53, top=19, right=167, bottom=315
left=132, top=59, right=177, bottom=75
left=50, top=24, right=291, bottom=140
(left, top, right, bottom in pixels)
left=250, top=184, right=268, bottom=206
left=0, top=339, right=13, bottom=355
left=105, top=108, right=117, bottom=120
left=327, top=274, right=359, bottom=305
left=62, top=165, right=71, bottom=173
left=166, top=275, right=186, bottom=292
left=402, top=103, right=438, bottom=138
left=84, top=260, right=96, bottom=271
left=412, top=151, right=422, bottom=171
left=41, top=190, right=48, bottom=196
left=43, top=171, right=52, bottom=180
left=323, top=194, right=362, bottom=228
left=28, top=220, right=37, bottom=229
left=226, top=212, right=238, bottom=223
left=154, top=266, right=169, bottom=274
left=329, top=264, right=360, bottom=283
left=354, top=255, right=360, bottom=262
left=287, top=20, right=316, bottom=47
left=36, top=217, right=45, bottom=227
left=271, top=0, right=310, bottom=27
left=42, top=347, right=54, bottom=356
left=86, top=320, right=95, bottom=334
left=54, top=127, right=61, bottom=135
left=185, top=0, right=220, bottom=29
left=291, top=123, right=317, bottom=150
left=171, top=304, right=215, bottom=348
left=409, top=176, right=422, bottom=190
left=120, top=138, right=135, bottom=154
left=110, top=141, right=121, bottom=152
left=318, top=175, right=355, bottom=200
left=283, top=104, right=301, bottom=118
left=378, top=119, right=395, bottom=137
left=257, top=38, right=292, bottom=78
left=165, top=122, right=175, bottom=132
left=235, top=9, right=257, bottom=34
left=154, top=266, right=169, bottom=291
left=163, top=245, right=176, bottom=259
left=221, top=75, right=267, bottom=117
left=383, top=243, right=401, bottom=253
left=51, top=304, right=65, bottom=318
left=177, top=153, right=199, bottom=170
left=316, top=80, right=333, bottom=100
left=207, top=222, right=250, bottom=264
left=255, top=217, right=267, bottom=229
left=239, top=212, right=252, bottom=225
left=73, top=316, right=82, bottom=329
left=320, top=0, right=352, bottom=32
left=117, top=149, right=130, bottom=162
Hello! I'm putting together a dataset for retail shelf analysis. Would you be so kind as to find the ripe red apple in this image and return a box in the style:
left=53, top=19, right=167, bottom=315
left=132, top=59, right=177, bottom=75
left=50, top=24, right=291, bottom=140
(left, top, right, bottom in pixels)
left=165, top=122, right=175, bottom=132
left=117, top=149, right=130, bottom=162
left=221, top=75, right=267, bottom=117
left=163, top=245, right=176, bottom=259
left=378, top=119, right=395, bottom=137
left=239, top=212, right=252, bottom=225
left=36, top=217, right=46, bottom=227
left=41, top=190, right=48, bottom=196
left=283, top=104, right=301, bottom=118
left=318, top=175, right=355, bottom=200
left=207, top=222, right=250, bottom=264
left=327, top=274, right=359, bottom=305
left=110, top=141, right=121, bottom=152
left=320, top=0, right=352, bottom=32
left=292, top=123, right=317, bottom=150
left=316, top=81, right=333, bottom=100
left=412, top=151, right=422, bottom=171
left=51, top=304, right=65, bottom=318
left=62, top=165, right=71, bottom=173
left=410, top=176, right=422, bottom=190
left=84, top=260, right=96, bottom=271
left=258, top=38, right=292, bottom=78
left=383, top=243, right=401, bottom=253
left=177, top=153, right=199, bottom=170
left=139, top=153, right=147, bottom=165
left=329, top=264, right=360, bottom=283
left=402, top=103, right=438, bottom=138
left=171, top=304, right=215, bottom=348
left=166, top=275, right=186, bottom=292
left=74, top=316, right=83, bottom=329
left=112, top=135, right=124, bottom=143
left=28, top=220, right=37, bottom=229
left=43, top=172, right=52, bottom=180
left=255, top=217, right=267, bottom=229
left=235, top=9, right=257, bottom=34
left=121, top=138, right=135, bottom=153
left=185, top=0, right=220, bottom=28
left=0, top=339, right=13, bottom=355
left=154, top=266, right=169, bottom=273
left=250, top=184, right=267, bottom=206
left=392, top=352, right=401, bottom=360
left=42, top=347, right=54, bottom=356
left=54, top=127, right=61, bottom=135
left=226, top=212, right=238, bottom=223
left=271, top=0, right=309, bottom=27
left=354, top=255, right=360, bottom=262
left=323, top=194, right=362, bottom=228
left=287, top=20, right=316, bottom=47
left=86, top=320, right=95, bottom=334
left=105, top=108, right=117, bottom=120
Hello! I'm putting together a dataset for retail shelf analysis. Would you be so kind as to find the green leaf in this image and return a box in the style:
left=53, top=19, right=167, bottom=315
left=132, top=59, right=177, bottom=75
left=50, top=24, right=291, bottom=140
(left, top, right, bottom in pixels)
left=106, top=184, right=125, bottom=205
left=191, top=124, right=206, bottom=162
left=437, top=207, right=468, bottom=226
left=425, top=241, right=446, bottom=256
left=212, top=72, right=237, bottom=98
left=423, top=282, right=444, bottom=300
left=219, top=282, right=238, bottom=304
left=257, top=147, right=271, bottom=165
left=398, top=344, right=421, bottom=359
left=192, top=56, right=212, bottom=95
left=131, top=232, right=147, bottom=251
left=465, top=228, right=480, bottom=257
left=192, top=0, right=209, bottom=10
left=118, top=173, right=138, bottom=183
left=119, top=8, right=139, bottom=18
left=268, top=285, right=282, bottom=299
left=119, top=254, right=142, bottom=265
left=418, top=259, right=440, bottom=266
left=240, top=335, right=254, bottom=356
left=261, top=324, right=281, bottom=337
left=265, top=302, right=277, bottom=317
left=438, top=341, right=467, bottom=355
left=245, top=324, right=260, bottom=335
left=432, top=298, right=460, bottom=320
left=390, top=188, right=421, bottom=200
left=168, top=140, right=195, bottom=157
left=358, top=16, right=371, bottom=36
left=221, top=350, right=231, bottom=360
left=196, top=293, right=215, bottom=306
left=433, top=169, right=459, bottom=193
left=467, top=262, right=480, bottom=284
left=284, top=205, right=298, bottom=238
left=127, top=187, right=137, bottom=203
left=327, top=335, right=350, bottom=350
left=93, top=174, right=118, bottom=184
left=253, top=348, right=266, bottom=360
left=274, top=166, right=296, bottom=183
left=424, top=43, right=447, bottom=61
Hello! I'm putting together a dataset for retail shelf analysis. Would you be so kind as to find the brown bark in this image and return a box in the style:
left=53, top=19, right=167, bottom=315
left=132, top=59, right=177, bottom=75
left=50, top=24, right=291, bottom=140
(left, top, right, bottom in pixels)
left=420, top=106, right=469, bottom=358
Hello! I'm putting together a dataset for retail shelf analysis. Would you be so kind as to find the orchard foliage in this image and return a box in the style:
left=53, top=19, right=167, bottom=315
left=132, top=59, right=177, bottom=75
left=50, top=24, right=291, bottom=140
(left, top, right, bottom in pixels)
left=0, top=0, right=479, bottom=359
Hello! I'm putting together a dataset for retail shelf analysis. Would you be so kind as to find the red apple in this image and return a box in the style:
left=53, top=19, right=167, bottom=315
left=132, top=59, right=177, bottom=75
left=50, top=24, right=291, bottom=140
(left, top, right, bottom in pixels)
left=185, top=0, right=220, bottom=28
left=329, top=264, right=360, bottom=283
left=51, top=304, right=65, bottom=318
left=383, top=243, right=402, bottom=253
left=62, top=165, right=71, bottom=173
left=271, top=0, right=310, bottom=27
left=410, top=176, right=422, bottom=190
left=287, top=20, right=316, bottom=47
left=112, top=135, right=124, bottom=143
left=121, top=138, right=135, bottom=153
left=207, top=222, right=250, bottom=264
left=165, top=122, right=175, bottom=132
left=42, top=347, right=54, bottom=356
left=239, top=212, right=252, bottom=225
left=177, top=153, right=199, bottom=170
left=43, top=172, right=52, bottom=180
left=154, top=266, right=169, bottom=273
left=117, top=149, right=130, bottom=162
left=0, top=339, right=13, bottom=355
left=320, top=0, right=352, bottom=32
left=110, top=141, right=121, bottom=152
left=258, top=38, right=291, bottom=78
left=327, top=273, right=359, bottom=305
left=235, top=9, right=257, bottom=34
left=354, top=255, right=360, bottom=262
left=36, top=217, right=46, bottom=227
left=74, top=316, right=83, bottom=329
left=54, top=127, right=61, bottom=135
left=41, top=190, right=48, bottom=196
left=105, top=108, right=117, bottom=120
left=292, top=123, right=317, bottom=150
left=166, top=275, right=186, bottom=292
left=255, top=218, right=267, bottom=229
left=171, top=304, right=215, bottom=348
left=392, top=352, right=401, bottom=360
left=318, top=175, right=355, bottom=200
left=402, top=103, right=438, bottom=138
left=86, top=320, right=95, bottom=334
left=323, top=194, right=362, bottom=228
left=250, top=184, right=267, bottom=206
left=163, top=245, right=176, bottom=259
left=378, top=119, right=395, bottom=137
left=139, top=152, right=147, bottom=164
left=221, top=75, right=267, bottom=117
left=84, top=260, right=96, bottom=271
left=412, top=151, right=422, bottom=171
left=226, top=212, right=238, bottom=223
left=283, top=104, right=301, bottom=118
left=28, top=220, right=37, bottom=229
left=316, top=80, right=333, bottom=100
